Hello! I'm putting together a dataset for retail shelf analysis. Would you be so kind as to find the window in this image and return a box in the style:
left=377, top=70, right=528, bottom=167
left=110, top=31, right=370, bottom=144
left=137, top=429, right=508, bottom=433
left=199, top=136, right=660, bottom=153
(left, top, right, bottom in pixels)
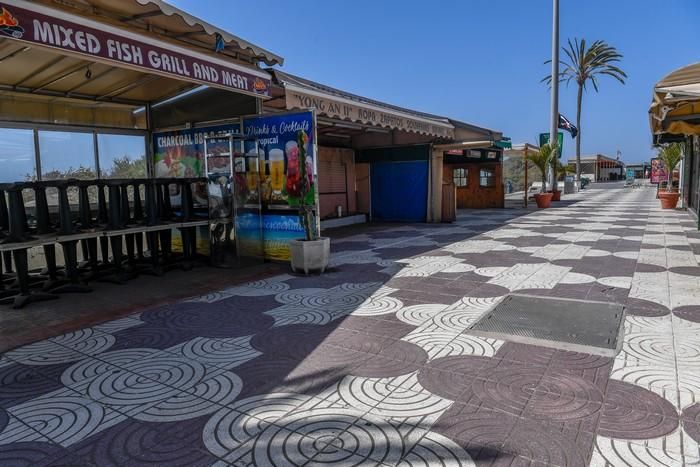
left=38, top=130, right=96, bottom=180
left=453, top=168, right=468, bottom=187
left=479, top=168, right=496, bottom=187
left=97, top=133, right=147, bottom=178
left=0, top=128, right=36, bottom=182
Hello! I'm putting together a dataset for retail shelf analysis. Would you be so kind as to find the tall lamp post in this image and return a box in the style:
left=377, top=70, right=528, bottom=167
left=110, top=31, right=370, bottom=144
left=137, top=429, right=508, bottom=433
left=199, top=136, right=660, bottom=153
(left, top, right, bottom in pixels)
left=549, top=0, right=560, bottom=191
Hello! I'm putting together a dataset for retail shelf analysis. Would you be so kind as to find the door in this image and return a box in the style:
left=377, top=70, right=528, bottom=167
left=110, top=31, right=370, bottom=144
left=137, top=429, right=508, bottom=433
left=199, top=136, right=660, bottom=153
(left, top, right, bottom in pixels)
left=204, top=134, right=264, bottom=267
left=447, top=163, right=503, bottom=209
left=370, top=161, right=428, bottom=222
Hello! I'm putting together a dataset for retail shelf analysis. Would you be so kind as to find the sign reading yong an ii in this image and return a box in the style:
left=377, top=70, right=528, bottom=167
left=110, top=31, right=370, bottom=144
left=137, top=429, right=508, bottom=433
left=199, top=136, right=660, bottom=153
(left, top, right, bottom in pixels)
left=0, top=1, right=271, bottom=97
left=285, top=89, right=454, bottom=139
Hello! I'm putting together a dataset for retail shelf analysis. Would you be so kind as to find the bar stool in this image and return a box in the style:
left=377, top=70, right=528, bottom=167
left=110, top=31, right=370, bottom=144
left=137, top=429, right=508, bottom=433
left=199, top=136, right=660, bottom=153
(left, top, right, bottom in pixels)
left=119, top=180, right=138, bottom=273
left=0, top=182, right=57, bottom=308
left=99, top=179, right=132, bottom=283
left=45, top=179, right=91, bottom=294
left=96, top=181, right=111, bottom=268
left=0, top=186, right=13, bottom=277
left=143, top=179, right=163, bottom=276
left=131, top=180, right=145, bottom=260
left=156, top=179, right=174, bottom=267
left=77, top=179, right=100, bottom=279
left=29, top=181, right=62, bottom=291
left=177, top=179, right=196, bottom=270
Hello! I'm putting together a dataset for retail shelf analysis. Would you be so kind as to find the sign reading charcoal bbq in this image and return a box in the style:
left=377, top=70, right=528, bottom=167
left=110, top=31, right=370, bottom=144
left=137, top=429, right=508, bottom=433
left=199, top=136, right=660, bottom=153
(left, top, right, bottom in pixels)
left=0, top=1, right=271, bottom=97
left=285, top=87, right=454, bottom=138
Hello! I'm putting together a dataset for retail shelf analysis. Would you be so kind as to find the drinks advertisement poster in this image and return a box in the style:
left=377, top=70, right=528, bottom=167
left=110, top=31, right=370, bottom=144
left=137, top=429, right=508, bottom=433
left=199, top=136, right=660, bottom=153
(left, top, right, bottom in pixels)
left=242, top=111, right=317, bottom=261
left=650, top=158, right=666, bottom=185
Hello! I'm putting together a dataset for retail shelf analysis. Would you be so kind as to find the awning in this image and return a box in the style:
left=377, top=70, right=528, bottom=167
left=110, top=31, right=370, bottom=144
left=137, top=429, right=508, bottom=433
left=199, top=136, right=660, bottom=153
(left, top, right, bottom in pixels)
left=650, top=62, right=700, bottom=137
left=269, top=70, right=455, bottom=139
left=504, top=143, right=540, bottom=158
left=0, top=0, right=278, bottom=107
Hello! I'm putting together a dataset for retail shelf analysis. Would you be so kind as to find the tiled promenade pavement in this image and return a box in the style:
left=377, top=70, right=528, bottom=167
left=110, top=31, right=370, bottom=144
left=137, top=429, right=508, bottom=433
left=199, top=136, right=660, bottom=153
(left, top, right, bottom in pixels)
left=2, top=184, right=700, bottom=466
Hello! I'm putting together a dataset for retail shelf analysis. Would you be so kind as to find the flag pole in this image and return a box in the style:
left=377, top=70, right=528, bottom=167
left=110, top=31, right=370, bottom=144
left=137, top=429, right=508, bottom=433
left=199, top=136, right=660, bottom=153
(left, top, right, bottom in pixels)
left=549, top=0, right=560, bottom=192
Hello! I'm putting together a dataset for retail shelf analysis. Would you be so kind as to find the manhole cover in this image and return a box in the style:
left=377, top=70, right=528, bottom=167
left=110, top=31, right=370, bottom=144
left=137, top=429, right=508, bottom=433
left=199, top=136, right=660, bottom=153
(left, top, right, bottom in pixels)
left=467, top=294, right=625, bottom=357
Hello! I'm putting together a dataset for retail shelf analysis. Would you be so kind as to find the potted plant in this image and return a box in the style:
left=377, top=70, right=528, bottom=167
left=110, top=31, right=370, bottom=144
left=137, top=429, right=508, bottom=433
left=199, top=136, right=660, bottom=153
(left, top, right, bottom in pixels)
left=529, top=143, right=557, bottom=208
left=288, top=130, right=330, bottom=274
left=549, top=158, right=567, bottom=201
left=656, top=142, right=684, bottom=209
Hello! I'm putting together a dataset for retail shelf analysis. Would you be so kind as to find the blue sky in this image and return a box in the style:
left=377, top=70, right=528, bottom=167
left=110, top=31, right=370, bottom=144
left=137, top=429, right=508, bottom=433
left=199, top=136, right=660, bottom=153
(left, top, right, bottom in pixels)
left=171, top=0, right=700, bottom=163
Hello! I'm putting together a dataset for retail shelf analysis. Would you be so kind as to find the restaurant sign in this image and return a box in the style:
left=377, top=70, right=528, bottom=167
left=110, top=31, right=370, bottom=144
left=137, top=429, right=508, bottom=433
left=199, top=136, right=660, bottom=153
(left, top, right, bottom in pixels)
left=285, top=86, right=454, bottom=139
left=0, top=0, right=271, bottom=97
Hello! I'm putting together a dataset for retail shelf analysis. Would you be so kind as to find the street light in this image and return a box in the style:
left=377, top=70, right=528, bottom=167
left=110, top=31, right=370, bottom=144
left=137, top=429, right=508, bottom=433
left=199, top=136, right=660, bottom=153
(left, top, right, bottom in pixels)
left=549, top=0, right=560, bottom=191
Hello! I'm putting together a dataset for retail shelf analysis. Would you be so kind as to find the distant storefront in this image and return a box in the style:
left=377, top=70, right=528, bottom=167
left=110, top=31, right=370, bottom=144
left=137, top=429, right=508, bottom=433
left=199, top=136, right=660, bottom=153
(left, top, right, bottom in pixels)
left=264, top=70, right=503, bottom=223
left=566, top=154, right=624, bottom=182
left=649, top=62, right=700, bottom=217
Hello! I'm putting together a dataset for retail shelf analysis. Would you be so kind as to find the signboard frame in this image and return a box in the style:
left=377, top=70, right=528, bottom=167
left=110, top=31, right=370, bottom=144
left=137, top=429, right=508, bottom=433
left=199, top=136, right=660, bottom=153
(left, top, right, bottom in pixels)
left=0, top=0, right=271, bottom=98
left=650, top=158, right=667, bottom=185
left=539, top=132, right=564, bottom=158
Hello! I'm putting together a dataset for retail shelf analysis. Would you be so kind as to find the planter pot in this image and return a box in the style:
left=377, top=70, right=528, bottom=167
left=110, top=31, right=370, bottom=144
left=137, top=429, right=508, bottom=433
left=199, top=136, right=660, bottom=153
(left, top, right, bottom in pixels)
left=548, top=190, right=561, bottom=201
left=658, top=191, right=680, bottom=209
left=289, top=237, right=330, bottom=274
left=534, top=192, right=553, bottom=209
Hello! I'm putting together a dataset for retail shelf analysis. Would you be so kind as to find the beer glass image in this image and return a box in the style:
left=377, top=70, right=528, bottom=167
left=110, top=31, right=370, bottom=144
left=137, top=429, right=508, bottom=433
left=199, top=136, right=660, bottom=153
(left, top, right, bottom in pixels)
left=269, top=148, right=285, bottom=198
left=245, top=148, right=260, bottom=199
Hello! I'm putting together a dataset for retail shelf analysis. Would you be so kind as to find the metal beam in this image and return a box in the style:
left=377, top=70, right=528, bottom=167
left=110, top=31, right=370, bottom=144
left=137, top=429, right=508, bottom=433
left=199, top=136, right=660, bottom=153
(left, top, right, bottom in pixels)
left=121, top=10, right=163, bottom=22
left=0, top=84, right=146, bottom=106
left=14, top=55, right=67, bottom=87
left=63, top=66, right=118, bottom=95
left=96, top=74, right=161, bottom=99
left=32, top=62, right=95, bottom=93
left=0, top=46, right=31, bottom=63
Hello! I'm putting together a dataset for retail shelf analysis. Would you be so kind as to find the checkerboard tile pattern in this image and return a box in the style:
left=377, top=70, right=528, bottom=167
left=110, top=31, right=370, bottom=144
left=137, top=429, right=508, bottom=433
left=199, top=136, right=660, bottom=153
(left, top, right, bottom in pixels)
left=1, top=185, right=700, bottom=466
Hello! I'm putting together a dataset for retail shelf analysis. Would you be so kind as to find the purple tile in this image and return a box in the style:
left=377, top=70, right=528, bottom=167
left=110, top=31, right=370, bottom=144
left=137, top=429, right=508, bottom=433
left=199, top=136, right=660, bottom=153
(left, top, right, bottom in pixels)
left=625, top=298, right=670, bottom=317
left=109, top=324, right=197, bottom=351
left=0, top=441, right=71, bottom=467
left=0, top=363, right=65, bottom=409
left=495, top=343, right=555, bottom=368
left=669, top=266, right=700, bottom=276
left=432, top=402, right=517, bottom=464
left=503, top=418, right=592, bottom=467
left=683, top=403, right=700, bottom=424
left=604, top=380, right=679, bottom=417
left=61, top=418, right=216, bottom=467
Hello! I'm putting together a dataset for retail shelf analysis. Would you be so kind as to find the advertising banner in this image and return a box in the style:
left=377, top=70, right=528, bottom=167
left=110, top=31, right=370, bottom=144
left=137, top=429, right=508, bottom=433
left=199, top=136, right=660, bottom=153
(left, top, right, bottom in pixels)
left=154, top=124, right=239, bottom=178
left=539, top=132, right=564, bottom=158
left=650, top=158, right=667, bottom=184
left=0, top=0, right=271, bottom=97
left=242, top=111, right=317, bottom=261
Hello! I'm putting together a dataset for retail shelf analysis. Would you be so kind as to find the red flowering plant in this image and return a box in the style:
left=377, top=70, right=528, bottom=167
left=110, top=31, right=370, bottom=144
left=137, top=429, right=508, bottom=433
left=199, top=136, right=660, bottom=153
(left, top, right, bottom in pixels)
left=296, top=130, right=317, bottom=241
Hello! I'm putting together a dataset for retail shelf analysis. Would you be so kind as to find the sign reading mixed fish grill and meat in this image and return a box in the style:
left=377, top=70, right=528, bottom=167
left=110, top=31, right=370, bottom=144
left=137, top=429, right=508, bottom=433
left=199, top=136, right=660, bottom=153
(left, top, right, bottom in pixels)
left=0, top=1, right=271, bottom=97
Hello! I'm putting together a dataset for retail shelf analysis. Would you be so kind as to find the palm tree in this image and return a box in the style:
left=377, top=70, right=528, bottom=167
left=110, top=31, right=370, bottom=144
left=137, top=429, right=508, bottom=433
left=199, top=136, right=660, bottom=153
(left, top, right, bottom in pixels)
left=657, top=143, right=683, bottom=192
left=543, top=39, right=627, bottom=187
left=528, top=143, right=558, bottom=193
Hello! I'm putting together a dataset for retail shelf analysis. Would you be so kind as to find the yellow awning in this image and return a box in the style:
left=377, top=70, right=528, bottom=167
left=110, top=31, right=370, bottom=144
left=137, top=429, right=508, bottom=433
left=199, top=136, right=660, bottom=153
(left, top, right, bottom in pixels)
left=650, top=62, right=700, bottom=136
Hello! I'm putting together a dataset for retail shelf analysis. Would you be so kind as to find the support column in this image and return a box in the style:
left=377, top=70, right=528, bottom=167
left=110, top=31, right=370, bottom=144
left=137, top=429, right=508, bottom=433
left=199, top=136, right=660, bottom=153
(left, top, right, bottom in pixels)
left=428, top=147, right=444, bottom=223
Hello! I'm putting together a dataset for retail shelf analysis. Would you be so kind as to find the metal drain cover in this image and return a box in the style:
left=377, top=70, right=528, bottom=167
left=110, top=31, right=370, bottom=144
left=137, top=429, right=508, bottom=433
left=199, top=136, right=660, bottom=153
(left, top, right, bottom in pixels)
left=467, top=294, right=625, bottom=357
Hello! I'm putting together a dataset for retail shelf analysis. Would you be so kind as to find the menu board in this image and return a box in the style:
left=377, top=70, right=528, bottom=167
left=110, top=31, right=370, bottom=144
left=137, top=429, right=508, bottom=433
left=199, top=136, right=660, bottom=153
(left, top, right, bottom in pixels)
left=650, top=158, right=667, bottom=185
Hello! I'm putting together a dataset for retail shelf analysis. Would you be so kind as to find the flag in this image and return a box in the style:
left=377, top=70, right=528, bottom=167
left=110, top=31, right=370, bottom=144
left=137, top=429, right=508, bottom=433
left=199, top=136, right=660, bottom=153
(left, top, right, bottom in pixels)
left=558, top=114, right=578, bottom=138
left=214, top=33, right=225, bottom=53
